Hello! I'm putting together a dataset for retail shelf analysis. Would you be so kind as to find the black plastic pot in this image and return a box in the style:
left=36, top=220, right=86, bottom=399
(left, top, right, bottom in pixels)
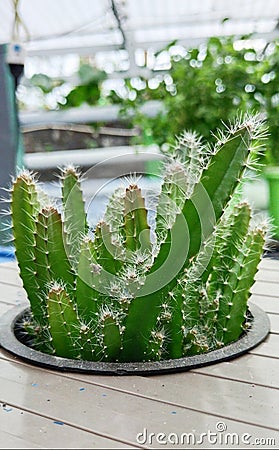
left=0, top=303, right=270, bottom=376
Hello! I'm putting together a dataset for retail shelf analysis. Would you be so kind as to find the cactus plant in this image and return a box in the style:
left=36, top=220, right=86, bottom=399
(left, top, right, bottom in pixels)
left=9, top=114, right=268, bottom=362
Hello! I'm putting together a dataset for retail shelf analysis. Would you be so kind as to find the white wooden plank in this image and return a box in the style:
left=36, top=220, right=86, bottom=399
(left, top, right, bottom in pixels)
left=259, top=257, right=279, bottom=271
left=0, top=265, right=22, bottom=287
left=0, top=303, right=15, bottom=315
left=8, top=354, right=278, bottom=433
left=0, top=405, right=133, bottom=449
left=255, top=269, right=279, bottom=283
left=0, top=358, right=222, bottom=446
left=251, top=281, right=279, bottom=297
left=0, top=430, right=39, bottom=449
left=0, top=261, right=18, bottom=271
left=249, top=333, right=279, bottom=358
left=192, top=354, right=279, bottom=388
left=0, top=282, right=27, bottom=304
left=80, top=373, right=279, bottom=431
left=250, top=295, right=279, bottom=314
left=269, top=314, right=279, bottom=334
left=1, top=343, right=277, bottom=395
left=0, top=248, right=279, bottom=447
left=0, top=357, right=278, bottom=448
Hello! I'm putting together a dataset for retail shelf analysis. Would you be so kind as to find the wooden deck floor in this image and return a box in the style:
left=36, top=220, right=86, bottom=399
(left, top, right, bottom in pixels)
left=0, top=256, right=278, bottom=449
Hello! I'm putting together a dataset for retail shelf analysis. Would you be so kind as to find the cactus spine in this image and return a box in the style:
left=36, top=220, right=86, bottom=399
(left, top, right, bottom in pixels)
left=10, top=114, right=268, bottom=362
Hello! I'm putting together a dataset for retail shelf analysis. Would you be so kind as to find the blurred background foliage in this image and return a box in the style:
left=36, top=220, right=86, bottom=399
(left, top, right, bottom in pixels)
left=22, top=35, right=279, bottom=164
left=111, top=36, right=279, bottom=165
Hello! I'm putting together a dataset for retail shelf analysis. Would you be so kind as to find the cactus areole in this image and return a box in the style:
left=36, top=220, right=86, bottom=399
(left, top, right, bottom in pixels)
left=0, top=114, right=271, bottom=373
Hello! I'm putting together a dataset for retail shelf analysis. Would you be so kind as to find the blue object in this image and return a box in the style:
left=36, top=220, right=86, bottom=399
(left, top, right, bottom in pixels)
left=0, top=246, right=15, bottom=263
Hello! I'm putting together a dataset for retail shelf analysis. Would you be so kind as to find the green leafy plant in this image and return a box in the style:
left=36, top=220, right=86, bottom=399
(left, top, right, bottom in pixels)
left=21, top=63, right=107, bottom=111
left=114, top=36, right=278, bottom=167
left=59, top=63, right=107, bottom=108
left=254, top=41, right=279, bottom=165
left=113, top=36, right=262, bottom=148
left=9, top=114, right=267, bottom=362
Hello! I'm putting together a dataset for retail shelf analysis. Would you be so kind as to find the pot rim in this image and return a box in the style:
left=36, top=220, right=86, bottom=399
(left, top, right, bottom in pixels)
left=0, top=303, right=270, bottom=375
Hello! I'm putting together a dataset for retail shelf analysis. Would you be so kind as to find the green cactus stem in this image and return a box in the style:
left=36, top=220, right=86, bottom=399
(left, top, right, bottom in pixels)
left=9, top=114, right=268, bottom=363
left=205, top=202, right=252, bottom=298
left=104, top=186, right=126, bottom=244
left=124, top=185, right=151, bottom=255
left=61, top=166, right=88, bottom=266
left=100, top=310, right=122, bottom=361
left=156, top=123, right=254, bottom=275
left=120, top=116, right=265, bottom=362
left=11, top=172, right=44, bottom=325
left=75, top=237, right=101, bottom=319
left=40, top=207, right=75, bottom=288
left=221, top=227, right=265, bottom=344
left=93, top=221, right=123, bottom=275
left=47, top=284, right=80, bottom=358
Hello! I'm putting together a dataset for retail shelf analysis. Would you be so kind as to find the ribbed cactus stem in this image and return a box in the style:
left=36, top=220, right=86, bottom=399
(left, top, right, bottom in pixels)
left=156, top=162, right=189, bottom=242
left=182, top=279, right=202, bottom=329
left=40, top=206, right=75, bottom=288
left=101, top=311, right=122, bottom=361
left=148, top=328, right=166, bottom=361
left=11, top=172, right=43, bottom=325
left=122, top=119, right=261, bottom=362
left=93, top=221, right=123, bottom=275
left=61, top=166, right=87, bottom=266
left=77, top=324, right=98, bottom=362
left=104, top=187, right=126, bottom=243
left=222, top=228, right=266, bottom=344
left=33, top=210, right=51, bottom=322
left=75, top=237, right=101, bottom=319
left=206, top=203, right=252, bottom=300
left=181, top=126, right=252, bottom=260
left=47, top=284, right=80, bottom=358
left=153, top=123, right=253, bottom=278
left=9, top=115, right=268, bottom=363
left=124, top=185, right=151, bottom=254
left=184, top=326, right=211, bottom=356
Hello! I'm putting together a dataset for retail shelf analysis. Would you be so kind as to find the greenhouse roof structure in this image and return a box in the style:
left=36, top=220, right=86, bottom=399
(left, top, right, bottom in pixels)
left=0, top=0, right=278, bottom=60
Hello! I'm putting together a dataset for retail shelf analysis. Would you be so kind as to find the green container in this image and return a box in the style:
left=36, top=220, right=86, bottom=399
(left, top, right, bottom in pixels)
left=0, top=44, right=24, bottom=246
left=264, top=166, right=279, bottom=240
